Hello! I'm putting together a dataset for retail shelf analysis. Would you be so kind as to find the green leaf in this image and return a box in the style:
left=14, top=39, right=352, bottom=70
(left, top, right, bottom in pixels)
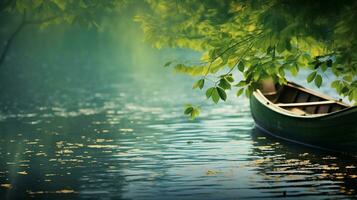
left=289, top=63, right=299, bottom=76
left=236, top=88, right=244, bottom=97
left=218, top=78, right=231, bottom=90
left=184, top=106, right=193, bottom=115
left=341, top=86, right=349, bottom=94
left=320, top=62, right=328, bottom=72
left=193, top=79, right=205, bottom=89
left=217, top=87, right=227, bottom=101
left=352, top=89, right=357, bottom=102
left=314, top=74, right=322, bottom=88
left=278, top=68, right=285, bottom=77
left=331, top=80, right=340, bottom=89
left=245, top=86, right=253, bottom=97
left=211, top=88, right=220, bottom=103
left=276, top=41, right=285, bottom=53
left=235, top=80, right=246, bottom=87
left=184, top=105, right=200, bottom=119
left=226, top=75, right=234, bottom=82
left=164, top=61, right=172, bottom=67
left=285, top=39, right=291, bottom=51
left=206, top=87, right=215, bottom=98
left=352, top=80, right=357, bottom=87
left=343, top=75, right=353, bottom=82
left=253, top=70, right=260, bottom=81
left=307, top=71, right=317, bottom=83
left=238, top=61, right=245, bottom=72
left=190, top=107, right=200, bottom=119
left=52, top=0, right=66, bottom=10
left=326, top=59, right=333, bottom=68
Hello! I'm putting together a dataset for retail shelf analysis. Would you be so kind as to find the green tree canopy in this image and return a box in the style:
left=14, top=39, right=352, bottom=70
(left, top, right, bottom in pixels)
left=135, top=0, right=357, bottom=117
left=0, top=0, right=127, bottom=65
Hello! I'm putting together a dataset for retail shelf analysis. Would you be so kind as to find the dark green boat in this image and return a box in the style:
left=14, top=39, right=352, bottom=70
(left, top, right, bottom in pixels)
left=250, top=81, right=357, bottom=155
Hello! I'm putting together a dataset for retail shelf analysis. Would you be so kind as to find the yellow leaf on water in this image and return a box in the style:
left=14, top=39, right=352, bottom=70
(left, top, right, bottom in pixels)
left=55, top=189, right=75, bottom=194
left=206, top=169, right=219, bottom=176
left=18, top=171, right=27, bottom=175
left=1, top=184, right=12, bottom=189
left=119, top=128, right=133, bottom=132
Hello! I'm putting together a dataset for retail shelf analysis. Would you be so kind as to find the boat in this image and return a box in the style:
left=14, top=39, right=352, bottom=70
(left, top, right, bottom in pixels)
left=250, top=80, right=357, bottom=155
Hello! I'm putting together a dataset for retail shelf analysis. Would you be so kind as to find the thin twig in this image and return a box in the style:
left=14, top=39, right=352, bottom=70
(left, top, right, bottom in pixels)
left=203, top=32, right=263, bottom=77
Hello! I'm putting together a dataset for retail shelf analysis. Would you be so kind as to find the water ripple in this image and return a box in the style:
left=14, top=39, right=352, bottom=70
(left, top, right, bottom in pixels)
left=1, top=73, right=357, bottom=199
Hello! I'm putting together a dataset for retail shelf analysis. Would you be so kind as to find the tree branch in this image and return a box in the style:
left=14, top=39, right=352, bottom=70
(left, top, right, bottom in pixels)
left=0, top=10, right=27, bottom=67
left=0, top=0, right=14, bottom=12
left=0, top=12, right=60, bottom=67
left=25, top=16, right=59, bottom=25
left=203, top=32, right=264, bottom=77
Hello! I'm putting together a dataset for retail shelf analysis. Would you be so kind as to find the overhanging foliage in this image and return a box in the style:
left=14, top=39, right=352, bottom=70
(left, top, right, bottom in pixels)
left=136, top=0, right=357, bottom=117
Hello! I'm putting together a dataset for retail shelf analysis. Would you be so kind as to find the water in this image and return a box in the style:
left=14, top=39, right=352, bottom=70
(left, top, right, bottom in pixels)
left=0, top=72, right=356, bottom=200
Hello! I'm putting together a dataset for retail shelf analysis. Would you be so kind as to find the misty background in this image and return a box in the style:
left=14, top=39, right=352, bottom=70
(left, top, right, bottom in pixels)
left=0, top=6, right=198, bottom=110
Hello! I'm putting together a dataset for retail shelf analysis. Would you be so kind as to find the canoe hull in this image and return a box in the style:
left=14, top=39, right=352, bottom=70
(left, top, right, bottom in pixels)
left=250, top=92, right=357, bottom=155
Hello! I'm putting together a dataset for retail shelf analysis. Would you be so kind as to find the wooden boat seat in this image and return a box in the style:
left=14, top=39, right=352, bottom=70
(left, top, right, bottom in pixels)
left=259, top=81, right=350, bottom=115
left=288, top=108, right=306, bottom=115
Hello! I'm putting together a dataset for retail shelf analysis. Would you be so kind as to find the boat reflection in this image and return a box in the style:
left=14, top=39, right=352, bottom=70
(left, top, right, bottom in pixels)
left=249, top=127, right=357, bottom=198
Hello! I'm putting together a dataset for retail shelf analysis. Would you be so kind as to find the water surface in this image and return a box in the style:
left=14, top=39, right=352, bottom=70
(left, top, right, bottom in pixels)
left=0, top=72, right=356, bottom=199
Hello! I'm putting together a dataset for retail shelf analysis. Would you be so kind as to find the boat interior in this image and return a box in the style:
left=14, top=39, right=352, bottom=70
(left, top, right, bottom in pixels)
left=259, top=80, right=350, bottom=116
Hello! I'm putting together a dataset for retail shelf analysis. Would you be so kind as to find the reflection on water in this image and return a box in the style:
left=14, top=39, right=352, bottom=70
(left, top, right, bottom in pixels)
left=250, top=129, right=357, bottom=199
left=0, top=73, right=356, bottom=199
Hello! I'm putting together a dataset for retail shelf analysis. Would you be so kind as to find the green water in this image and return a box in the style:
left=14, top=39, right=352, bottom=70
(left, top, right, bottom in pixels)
left=0, top=71, right=357, bottom=200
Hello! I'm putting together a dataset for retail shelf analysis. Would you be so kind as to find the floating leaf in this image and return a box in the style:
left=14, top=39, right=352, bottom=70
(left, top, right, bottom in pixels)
left=206, top=169, right=219, bottom=175
left=0, top=184, right=12, bottom=189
